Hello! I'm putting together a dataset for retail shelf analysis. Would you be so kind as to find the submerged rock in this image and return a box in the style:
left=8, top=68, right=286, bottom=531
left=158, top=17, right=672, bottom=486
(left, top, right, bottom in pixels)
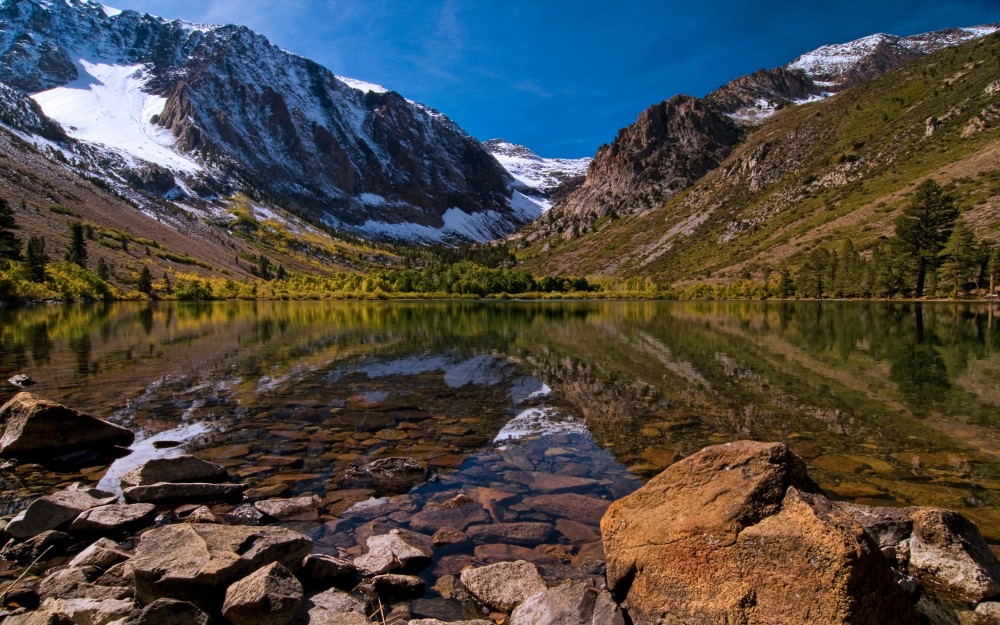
left=0, top=393, right=133, bottom=458
left=122, top=482, right=246, bottom=504
left=345, top=457, right=429, bottom=494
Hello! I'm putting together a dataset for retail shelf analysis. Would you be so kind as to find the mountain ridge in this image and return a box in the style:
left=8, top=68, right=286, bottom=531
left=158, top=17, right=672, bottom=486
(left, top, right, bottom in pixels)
left=0, top=0, right=540, bottom=244
left=516, top=23, right=999, bottom=247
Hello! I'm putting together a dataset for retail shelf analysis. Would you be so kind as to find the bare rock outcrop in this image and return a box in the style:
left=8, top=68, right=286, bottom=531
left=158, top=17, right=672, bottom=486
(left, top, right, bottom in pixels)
left=601, top=440, right=920, bottom=625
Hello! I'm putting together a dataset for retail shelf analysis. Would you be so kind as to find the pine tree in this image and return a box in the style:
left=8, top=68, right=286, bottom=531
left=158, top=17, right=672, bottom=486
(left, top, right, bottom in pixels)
left=65, top=222, right=87, bottom=268
left=25, top=235, right=47, bottom=281
left=137, top=266, right=152, bottom=294
left=894, top=179, right=959, bottom=297
left=0, top=197, right=21, bottom=262
left=938, top=220, right=978, bottom=296
left=96, top=257, right=110, bottom=281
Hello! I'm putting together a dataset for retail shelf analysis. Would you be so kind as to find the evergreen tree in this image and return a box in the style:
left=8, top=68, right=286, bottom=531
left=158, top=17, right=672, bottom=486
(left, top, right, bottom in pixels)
left=894, top=179, right=959, bottom=297
left=836, top=239, right=861, bottom=298
left=137, top=266, right=152, bottom=294
left=938, top=220, right=978, bottom=296
left=96, top=257, right=110, bottom=281
left=795, top=248, right=830, bottom=298
left=0, top=197, right=21, bottom=262
left=257, top=255, right=272, bottom=280
left=65, top=222, right=87, bottom=268
left=25, top=235, right=47, bottom=281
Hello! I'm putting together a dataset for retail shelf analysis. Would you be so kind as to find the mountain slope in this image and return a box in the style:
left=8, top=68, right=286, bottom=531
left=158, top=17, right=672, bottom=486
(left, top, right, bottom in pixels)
left=483, top=139, right=590, bottom=212
left=517, top=24, right=998, bottom=247
left=0, top=0, right=534, bottom=244
left=517, top=31, right=1000, bottom=284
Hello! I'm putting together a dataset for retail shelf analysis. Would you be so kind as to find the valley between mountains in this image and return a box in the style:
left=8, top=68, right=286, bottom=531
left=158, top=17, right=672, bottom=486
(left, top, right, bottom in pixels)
left=0, top=0, right=998, bottom=300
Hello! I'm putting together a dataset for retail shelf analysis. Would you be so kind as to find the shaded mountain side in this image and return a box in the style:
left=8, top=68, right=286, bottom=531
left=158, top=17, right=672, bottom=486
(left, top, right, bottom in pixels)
left=517, top=32, right=1000, bottom=284
left=0, top=120, right=399, bottom=288
left=0, top=0, right=529, bottom=244
left=515, top=24, right=998, bottom=248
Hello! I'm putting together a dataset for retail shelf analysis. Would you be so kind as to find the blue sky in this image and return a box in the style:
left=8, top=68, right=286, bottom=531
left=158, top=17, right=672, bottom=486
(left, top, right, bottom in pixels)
left=110, top=0, right=999, bottom=158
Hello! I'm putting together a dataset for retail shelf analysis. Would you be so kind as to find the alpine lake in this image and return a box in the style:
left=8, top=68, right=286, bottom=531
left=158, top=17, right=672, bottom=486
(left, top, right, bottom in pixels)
left=3, top=299, right=1000, bottom=600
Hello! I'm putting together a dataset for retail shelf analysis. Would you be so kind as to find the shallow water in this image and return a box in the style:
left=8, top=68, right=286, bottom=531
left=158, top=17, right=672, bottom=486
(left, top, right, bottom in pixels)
left=2, top=300, right=1000, bottom=562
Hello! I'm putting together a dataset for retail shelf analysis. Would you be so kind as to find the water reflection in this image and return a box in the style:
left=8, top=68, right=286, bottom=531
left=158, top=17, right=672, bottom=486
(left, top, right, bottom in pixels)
left=0, top=301, right=999, bottom=540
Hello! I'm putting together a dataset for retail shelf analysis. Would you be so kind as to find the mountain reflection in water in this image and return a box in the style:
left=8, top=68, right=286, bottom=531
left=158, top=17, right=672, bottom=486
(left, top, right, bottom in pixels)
left=1, top=300, right=999, bottom=544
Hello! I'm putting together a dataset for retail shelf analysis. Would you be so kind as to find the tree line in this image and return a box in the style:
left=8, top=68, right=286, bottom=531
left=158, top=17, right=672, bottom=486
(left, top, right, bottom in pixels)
left=792, top=179, right=997, bottom=299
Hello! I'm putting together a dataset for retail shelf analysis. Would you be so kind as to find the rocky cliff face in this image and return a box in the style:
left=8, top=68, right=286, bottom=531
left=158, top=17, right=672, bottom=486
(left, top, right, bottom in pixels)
left=520, top=24, right=998, bottom=244
left=0, top=0, right=529, bottom=243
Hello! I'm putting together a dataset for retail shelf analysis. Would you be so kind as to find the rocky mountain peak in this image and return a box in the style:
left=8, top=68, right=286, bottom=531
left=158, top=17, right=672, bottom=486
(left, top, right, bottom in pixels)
left=0, top=0, right=533, bottom=244
left=483, top=138, right=590, bottom=207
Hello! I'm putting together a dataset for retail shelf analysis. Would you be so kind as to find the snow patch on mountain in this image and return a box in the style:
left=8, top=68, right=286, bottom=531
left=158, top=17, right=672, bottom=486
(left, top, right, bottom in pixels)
left=336, top=76, right=388, bottom=94
left=485, top=139, right=590, bottom=194
left=789, top=26, right=999, bottom=84
left=30, top=59, right=201, bottom=173
left=357, top=205, right=532, bottom=244
left=99, top=4, right=121, bottom=17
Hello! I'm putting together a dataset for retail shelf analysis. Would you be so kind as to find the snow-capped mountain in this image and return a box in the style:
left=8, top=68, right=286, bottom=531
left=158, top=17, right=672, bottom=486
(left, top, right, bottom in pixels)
left=483, top=139, right=590, bottom=212
left=0, top=0, right=537, bottom=243
left=718, top=25, right=999, bottom=122
left=522, top=23, right=999, bottom=242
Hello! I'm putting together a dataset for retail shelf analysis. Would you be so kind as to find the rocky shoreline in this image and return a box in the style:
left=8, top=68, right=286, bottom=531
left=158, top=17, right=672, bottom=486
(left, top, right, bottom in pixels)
left=2, top=393, right=1000, bottom=624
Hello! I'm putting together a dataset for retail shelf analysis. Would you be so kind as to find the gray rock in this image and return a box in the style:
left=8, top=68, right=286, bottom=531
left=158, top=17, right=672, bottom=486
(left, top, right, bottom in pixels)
left=122, top=481, right=246, bottom=504
left=0, top=610, right=72, bottom=625
left=407, top=621, right=492, bottom=625
left=908, top=508, right=1000, bottom=604
left=37, top=597, right=134, bottom=625
left=121, top=598, right=210, bottom=625
left=67, top=537, right=131, bottom=570
left=302, top=554, right=358, bottom=590
left=466, top=522, right=553, bottom=546
left=508, top=581, right=625, bottom=625
left=130, top=524, right=312, bottom=608
left=300, top=588, right=372, bottom=624
left=6, top=485, right=116, bottom=538
left=370, top=573, right=425, bottom=599
left=120, top=455, right=228, bottom=488
left=0, top=392, right=133, bottom=457
left=38, top=566, right=131, bottom=601
left=973, top=601, right=1000, bottom=625
left=354, top=529, right=433, bottom=577
left=222, top=562, right=304, bottom=625
left=8, top=374, right=35, bottom=387
left=2, top=530, right=72, bottom=561
left=459, top=560, right=547, bottom=612
left=255, top=495, right=321, bottom=522
left=69, top=503, right=156, bottom=534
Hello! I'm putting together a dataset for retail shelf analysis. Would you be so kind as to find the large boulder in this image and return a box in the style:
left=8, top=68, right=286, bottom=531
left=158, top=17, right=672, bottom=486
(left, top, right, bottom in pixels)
left=120, top=455, right=228, bottom=488
left=0, top=393, right=133, bottom=457
left=601, top=440, right=920, bottom=625
left=6, top=485, right=117, bottom=539
left=130, top=524, right=312, bottom=609
left=907, top=508, right=1000, bottom=604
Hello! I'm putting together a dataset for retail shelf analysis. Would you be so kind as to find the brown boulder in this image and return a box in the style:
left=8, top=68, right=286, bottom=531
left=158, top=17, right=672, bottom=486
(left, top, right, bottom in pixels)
left=0, top=392, right=133, bottom=457
left=6, top=485, right=117, bottom=539
left=601, top=440, right=919, bottom=625
left=120, top=455, right=228, bottom=488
